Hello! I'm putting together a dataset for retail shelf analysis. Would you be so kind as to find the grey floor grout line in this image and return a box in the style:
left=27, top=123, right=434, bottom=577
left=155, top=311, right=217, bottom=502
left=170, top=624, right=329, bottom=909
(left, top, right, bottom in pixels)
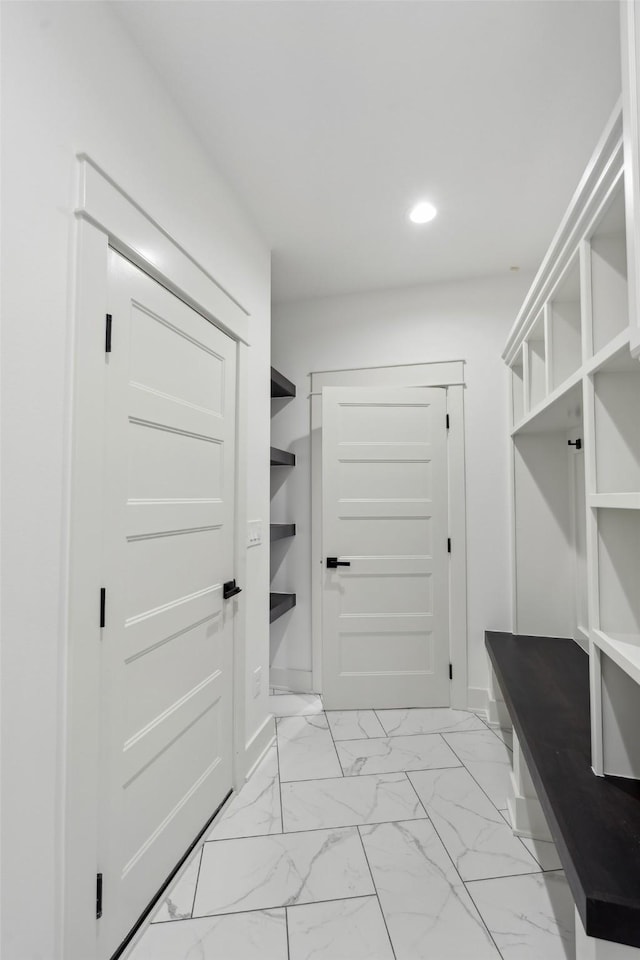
left=274, top=719, right=285, bottom=834
left=355, top=825, right=398, bottom=960
left=321, top=708, right=347, bottom=777
left=189, top=893, right=395, bottom=923
left=278, top=762, right=464, bottom=786
left=188, top=845, right=205, bottom=919
left=284, top=904, right=291, bottom=960
left=464, top=867, right=566, bottom=887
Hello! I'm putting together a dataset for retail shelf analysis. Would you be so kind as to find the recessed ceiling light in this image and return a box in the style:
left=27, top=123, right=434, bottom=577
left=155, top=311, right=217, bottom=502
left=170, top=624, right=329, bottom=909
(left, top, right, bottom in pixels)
left=409, top=201, right=437, bottom=224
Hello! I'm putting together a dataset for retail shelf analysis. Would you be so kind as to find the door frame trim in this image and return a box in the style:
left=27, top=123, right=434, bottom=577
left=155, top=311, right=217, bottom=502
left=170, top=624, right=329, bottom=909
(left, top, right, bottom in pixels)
left=64, top=156, right=251, bottom=960
left=310, top=361, right=468, bottom=710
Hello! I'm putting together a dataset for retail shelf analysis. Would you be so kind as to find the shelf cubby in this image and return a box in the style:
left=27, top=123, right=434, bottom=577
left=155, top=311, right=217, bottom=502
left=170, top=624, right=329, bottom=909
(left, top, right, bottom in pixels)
left=525, top=312, right=547, bottom=411
left=548, top=259, right=582, bottom=390
left=597, top=508, right=640, bottom=638
left=593, top=363, right=640, bottom=494
left=269, top=592, right=296, bottom=623
left=511, top=373, right=582, bottom=436
left=589, top=186, right=629, bottom=355
left=270, top=445, right=296, bottom=467
left=271, top=366, right=296, bottom=398
left=270, top=523, right=296, bottom=542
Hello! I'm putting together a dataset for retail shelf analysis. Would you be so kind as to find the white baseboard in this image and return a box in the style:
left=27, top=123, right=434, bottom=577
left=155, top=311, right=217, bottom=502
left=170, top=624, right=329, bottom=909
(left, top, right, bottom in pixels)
left=244, top=714, right=276, bottom=780
left=269, top=666, right=314, bottom=693
left=467, top=686, right=489, bottom=716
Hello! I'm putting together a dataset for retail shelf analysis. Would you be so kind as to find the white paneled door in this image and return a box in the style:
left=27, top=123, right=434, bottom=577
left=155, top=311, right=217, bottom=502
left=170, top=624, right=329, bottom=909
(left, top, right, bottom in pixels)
left=322, top=387, right=449, bottom=709
left=98, top=251, right=237, bottom=958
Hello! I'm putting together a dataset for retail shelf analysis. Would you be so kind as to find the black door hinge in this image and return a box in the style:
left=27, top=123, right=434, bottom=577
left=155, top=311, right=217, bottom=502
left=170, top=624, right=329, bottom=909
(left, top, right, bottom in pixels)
left=105, top=314, right=112, bottom=353
left=96, top=873, right=103, bottom=919
left=446, top=413, right=450, bottom=429
left=100, top=588, right=106, bottom=629
left=449, top=663, right=453, bottom=680
left=568, top=438, right=582, bottom=450
left=447, top=538, right=451, bottom=554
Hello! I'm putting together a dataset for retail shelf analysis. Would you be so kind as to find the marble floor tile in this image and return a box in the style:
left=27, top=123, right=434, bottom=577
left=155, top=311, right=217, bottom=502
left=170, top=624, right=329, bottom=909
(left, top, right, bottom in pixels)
left=277, top=715, right=342, bottom=781
left=131, top=910, right=287, bottom=960
left=150, top=847, right=201, bottom=922
left=521, top=836, right=563, bottom=871
left=336, top=732, right=460, bottom=776
left=376, top=707, right=487, bottom=737
left=408, top=767, right=540, bottom=881
left=287, top=896, right=394, bottom=960
left=269, top=693, right=324, bottom=717
left=326, top=709, right=386, bottom=740
left=205, top=744, right=282, bottom=840
left=193, top=827, right=373, bottom=917
left=281, top=771, right=427, bottom=832
left=443, top=730, right=512, bottom=809
left=467, top=870, right=574, bottom=960
left=360, top=819, right=501, bottom=960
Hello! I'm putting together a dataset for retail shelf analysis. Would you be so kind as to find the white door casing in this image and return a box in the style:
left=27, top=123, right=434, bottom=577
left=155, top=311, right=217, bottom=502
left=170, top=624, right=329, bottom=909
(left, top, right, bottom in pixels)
left=321, top=386, right=450, bottom=709
left=98, top=250, right=237, bottom=958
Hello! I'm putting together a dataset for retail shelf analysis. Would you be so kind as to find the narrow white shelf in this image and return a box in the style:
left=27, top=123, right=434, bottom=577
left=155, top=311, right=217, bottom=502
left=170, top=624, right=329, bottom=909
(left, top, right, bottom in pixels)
left=589, top=493, right=640, bottom=509
left=511, top=370, right=582, bottom=435
left=593, top=629, right=640, bottom=687
left=585, top=328, right=634, bottom=375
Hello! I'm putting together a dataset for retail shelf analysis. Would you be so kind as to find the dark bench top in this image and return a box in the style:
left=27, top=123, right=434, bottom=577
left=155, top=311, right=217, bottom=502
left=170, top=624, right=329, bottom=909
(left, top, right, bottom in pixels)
left=486, top=631, right=640, bottom=948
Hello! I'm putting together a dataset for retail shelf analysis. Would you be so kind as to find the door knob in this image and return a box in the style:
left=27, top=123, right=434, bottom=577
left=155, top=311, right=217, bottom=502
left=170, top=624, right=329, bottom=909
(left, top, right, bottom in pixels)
left=223, top=579, right=242, bottom=599
left=326, top=557, right=351, bottom=568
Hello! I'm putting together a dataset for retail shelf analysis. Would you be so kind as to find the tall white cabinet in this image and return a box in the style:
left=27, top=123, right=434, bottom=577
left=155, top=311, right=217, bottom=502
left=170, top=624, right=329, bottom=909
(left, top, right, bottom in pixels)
left=503, top=103, right=640, bottom=780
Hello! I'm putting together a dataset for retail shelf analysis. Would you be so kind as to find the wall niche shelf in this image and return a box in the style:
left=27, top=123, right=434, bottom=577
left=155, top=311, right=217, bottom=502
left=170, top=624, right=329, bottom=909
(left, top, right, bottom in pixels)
left=270, top=523, right=296, bottom=542
left=271, top=366, right=296, bottom=399
left=269, top=591, right=297, bottom=624
left=270, top=445, right=296, bottom=467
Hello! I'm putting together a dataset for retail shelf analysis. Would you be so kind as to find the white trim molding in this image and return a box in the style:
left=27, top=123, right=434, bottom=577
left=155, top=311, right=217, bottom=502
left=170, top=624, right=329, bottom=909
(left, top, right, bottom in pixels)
left=309, top=360, right=469, bottom=709
left=76, top=155, right=250, bottom=344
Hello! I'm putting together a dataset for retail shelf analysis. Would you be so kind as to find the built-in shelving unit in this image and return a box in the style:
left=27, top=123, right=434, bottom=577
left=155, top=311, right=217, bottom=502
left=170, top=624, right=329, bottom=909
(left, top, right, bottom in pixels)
left=503, top=105, right=640, bottom=783
left=269, top=367, right=297, bottom=642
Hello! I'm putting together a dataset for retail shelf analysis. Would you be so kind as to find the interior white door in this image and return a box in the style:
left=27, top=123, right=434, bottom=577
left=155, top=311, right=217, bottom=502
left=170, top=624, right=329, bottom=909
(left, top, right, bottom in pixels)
left=98, top=250, right=237, bottom=958
left=321, top=386, right=449, bottom=709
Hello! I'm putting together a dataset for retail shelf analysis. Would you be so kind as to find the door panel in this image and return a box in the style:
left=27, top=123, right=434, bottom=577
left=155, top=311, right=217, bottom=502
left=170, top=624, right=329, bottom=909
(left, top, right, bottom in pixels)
left=322, top=387, right=449, bottom=709
left=99, top=250, right=236, bottom=958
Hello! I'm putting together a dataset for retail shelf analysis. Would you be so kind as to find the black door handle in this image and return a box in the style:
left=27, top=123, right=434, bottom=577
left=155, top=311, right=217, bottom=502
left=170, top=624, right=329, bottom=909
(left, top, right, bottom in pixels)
left=326, top=557, right=351, bottom=569
left=223, top=579, right=242, bottom=599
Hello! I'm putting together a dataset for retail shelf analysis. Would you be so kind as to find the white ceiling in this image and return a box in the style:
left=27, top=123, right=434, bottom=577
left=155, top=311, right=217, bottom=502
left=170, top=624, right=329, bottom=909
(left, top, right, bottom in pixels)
left=115, top=1, right=621, bottom=303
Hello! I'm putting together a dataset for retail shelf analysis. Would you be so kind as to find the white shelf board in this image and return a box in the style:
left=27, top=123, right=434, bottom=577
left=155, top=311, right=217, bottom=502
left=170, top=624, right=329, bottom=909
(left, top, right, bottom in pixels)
left=589, top=493, right=640, bottom=509
left=511, top=371, right=582, bottom=435
left=593, top=628, right=640, bottom=687
left=585, top=328, right=635, bottom=375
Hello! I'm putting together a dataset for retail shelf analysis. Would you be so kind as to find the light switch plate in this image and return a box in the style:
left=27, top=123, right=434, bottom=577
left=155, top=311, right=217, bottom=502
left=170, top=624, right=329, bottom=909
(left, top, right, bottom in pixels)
left=247, top=520, right=263, bottom=547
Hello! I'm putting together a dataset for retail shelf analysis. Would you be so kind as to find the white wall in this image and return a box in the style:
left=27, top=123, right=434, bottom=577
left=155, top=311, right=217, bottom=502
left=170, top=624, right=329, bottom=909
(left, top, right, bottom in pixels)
left=0, top=4, right=271, bottom=959
left=271, top=273, right=533, bottom=696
